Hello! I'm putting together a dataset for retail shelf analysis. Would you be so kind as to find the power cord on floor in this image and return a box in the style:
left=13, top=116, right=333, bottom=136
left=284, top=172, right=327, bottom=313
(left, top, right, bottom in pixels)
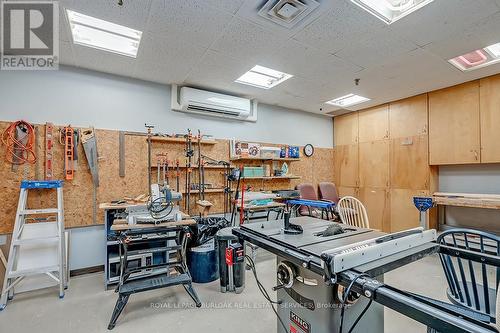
left=339, top=273, right=369, bottom=333
left=245, top=255, right=288, bottom=333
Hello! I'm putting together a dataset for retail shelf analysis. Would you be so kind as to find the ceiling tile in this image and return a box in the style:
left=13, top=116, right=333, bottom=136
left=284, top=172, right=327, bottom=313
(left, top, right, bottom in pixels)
left=334, top=28, right=419, bottom=69
left=210, top=17, right=289, bottom=64
left=424, top=11, right=500, bottom=60
left=73, top=44, right=137, bottom=78
left=293, top=0, right=387, bottom=54
left=147, top=0, right=234, bottom=48
left=259, top=39, right=363, bottom=85
left=387, top=0, right=500, bottom=47
left=134, top=33, right=207, bottom=84
left=60, top=0, right=152, bottom=31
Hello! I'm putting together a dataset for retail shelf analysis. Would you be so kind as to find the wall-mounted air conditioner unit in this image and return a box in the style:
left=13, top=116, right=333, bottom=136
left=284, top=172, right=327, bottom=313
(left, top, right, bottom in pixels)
left=171, top=85, right=257, bottom=122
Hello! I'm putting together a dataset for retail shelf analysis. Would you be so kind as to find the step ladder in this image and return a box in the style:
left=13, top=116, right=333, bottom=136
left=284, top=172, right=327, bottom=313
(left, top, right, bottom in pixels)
left=0, top=180, right=67, bottom=310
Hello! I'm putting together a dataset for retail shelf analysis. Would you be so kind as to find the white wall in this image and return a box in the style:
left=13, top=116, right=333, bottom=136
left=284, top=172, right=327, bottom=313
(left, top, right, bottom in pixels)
left=439, top=165, right=500, bottom=233
left=0, top=66, right=333, bottom=148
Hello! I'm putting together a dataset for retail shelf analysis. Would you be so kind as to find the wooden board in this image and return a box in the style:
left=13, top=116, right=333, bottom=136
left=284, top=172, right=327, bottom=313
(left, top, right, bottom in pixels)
left=359, top=140, right=389, bottom=188
left=480, top=75, right=500, bottom=163
left=359, top=187, right=390, bottom=232
left=337, top=186, right=359, bottom=198
left=334, top=112, right=358, bottom=146
left=390, top=189, right=428, bottom=232
left=358, top=104, right=389, bottom=143
left=0, top=121, right=335, bottom=234
left=390, top=135, right=429, bottom=190
left=333, top=145, right=358, bottom=187
left=389, top=94, right=428, bottom=139
left=429, top=81, right=480, bottom=165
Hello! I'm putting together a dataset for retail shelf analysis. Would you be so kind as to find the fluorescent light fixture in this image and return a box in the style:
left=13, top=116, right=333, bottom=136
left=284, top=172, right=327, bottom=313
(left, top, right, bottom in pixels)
left=326, top=94, right=371, bottom=108
left=235, top=65, right=293, bottom=89
left=449, top=42, right=500, bottom=72
left=350, top=0, right=434, bottom=24
left=66, top=10, right=142, bottom=58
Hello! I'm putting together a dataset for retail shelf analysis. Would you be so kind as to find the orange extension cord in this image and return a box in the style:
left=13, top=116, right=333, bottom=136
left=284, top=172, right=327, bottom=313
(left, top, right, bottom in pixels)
left=1, top=120, right=37, bottom=165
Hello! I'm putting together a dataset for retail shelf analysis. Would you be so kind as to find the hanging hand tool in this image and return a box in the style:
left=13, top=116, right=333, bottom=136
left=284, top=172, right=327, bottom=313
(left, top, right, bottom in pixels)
left=81, top=127, right=99, bottom=187
left=60, top=125, right=79, bottom=180
left=45, top=123, right=54, bottom=180
left=197, top=130, right=203, bottom=202
left=145, top=124, right=155, bottom=199
left=184, top=129, right=194, bottom=214
left=176, top=159, right=180, bottom=192
left=2, top=120, right=37, bottom=166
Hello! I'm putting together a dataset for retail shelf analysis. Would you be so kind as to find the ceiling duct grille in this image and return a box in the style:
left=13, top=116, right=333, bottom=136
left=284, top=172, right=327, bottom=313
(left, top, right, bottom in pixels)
left=258, top=0, right=320, bottom=29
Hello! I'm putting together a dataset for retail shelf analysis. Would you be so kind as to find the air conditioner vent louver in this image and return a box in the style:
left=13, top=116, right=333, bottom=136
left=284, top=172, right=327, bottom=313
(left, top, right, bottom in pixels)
left=171, top=86, right=257, bottom=122
left=258, top=0, right=320, bottom=29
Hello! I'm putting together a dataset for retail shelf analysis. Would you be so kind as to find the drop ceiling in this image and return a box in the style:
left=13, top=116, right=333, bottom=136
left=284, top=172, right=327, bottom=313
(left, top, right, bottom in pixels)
left=35, top=0, right=500, bottom=115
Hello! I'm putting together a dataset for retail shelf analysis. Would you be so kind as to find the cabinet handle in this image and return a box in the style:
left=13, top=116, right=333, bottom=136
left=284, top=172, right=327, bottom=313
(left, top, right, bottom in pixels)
left=474, top=150, right=479, bottom=161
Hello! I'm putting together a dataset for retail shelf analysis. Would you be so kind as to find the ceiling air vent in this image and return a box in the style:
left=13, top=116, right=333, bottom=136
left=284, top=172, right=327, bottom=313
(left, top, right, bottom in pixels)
left=258, top=0, right=320, bottom=29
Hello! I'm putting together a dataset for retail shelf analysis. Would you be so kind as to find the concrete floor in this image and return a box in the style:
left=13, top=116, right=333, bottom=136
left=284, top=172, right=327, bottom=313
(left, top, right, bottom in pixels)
left=0, top=250, right=448, bottom=333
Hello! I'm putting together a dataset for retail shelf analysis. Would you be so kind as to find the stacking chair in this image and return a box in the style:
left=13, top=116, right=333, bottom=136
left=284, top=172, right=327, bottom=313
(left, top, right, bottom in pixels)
left=318, top=182, right=340, bottom=220
left=295, top=183, right=320, bottom=217
left=436, top=229, right=500, bottom=325
left=336, top=196, right=370, bottom=228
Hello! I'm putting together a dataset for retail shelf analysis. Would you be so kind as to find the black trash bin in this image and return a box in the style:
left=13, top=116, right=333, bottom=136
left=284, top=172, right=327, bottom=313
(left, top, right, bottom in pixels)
left=216, top=227, right=245, bottom=293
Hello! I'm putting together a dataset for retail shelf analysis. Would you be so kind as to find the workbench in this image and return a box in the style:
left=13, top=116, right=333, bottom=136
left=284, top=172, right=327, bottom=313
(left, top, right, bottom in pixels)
left=286, top=199, right=336, bottom=220
left=432, top=192, right=500, bottom=230
left=107, top=220, right=200, bottom=329
left=236, top=202, right=285, bottom=224
left=100, top=202, right=191, bottom=289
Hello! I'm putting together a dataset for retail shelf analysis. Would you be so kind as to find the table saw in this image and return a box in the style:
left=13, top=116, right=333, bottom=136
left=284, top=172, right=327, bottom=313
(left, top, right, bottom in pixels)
left=233, top=216, right=498, bottom=333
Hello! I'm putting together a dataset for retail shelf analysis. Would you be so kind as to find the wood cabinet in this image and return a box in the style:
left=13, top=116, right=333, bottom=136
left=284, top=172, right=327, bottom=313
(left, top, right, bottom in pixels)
left=334, top=113, right=358, bottom=146
left=358, top=105, right=389, bottom=143
left=359, top=187, right=390, bottom=232
left=333, top=145, right=358, bottom=187
left=389, top=94, right=428, bottom=139
left=390, top=135, right=429, bottom=190
left=390, top=189, right=428, bottom=232
left=359, top=141, right=389, bottom=188
left=337, top=186, right=359, bottom=198
left=480, top=76, right=500, bottom=163
left=429, top=81, right=480, bottom=165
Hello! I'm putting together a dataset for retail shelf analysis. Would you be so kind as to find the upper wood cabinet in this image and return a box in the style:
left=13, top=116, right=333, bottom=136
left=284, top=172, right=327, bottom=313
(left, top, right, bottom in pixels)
left=429, top=81, right=481, bottom=165
left=480, top=76, right=500, bottom=163
left=390, top=135, right=429, bottom=190
left=358, top=105, right=389, bottom=143
left=334, top=112, right=358, bottom=146
left=333, top=144, right=359, bottom=187
left=389, top=94, right=428, bottom=139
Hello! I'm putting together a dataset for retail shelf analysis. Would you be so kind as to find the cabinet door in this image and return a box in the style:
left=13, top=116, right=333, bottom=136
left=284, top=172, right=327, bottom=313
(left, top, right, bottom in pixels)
left=359, top=141, right=389, bottom=188
left=480, top=75, right=500, bottom=163
left=337, top=186, right=359, bottom=198
left=390, top=189, right=428, bottom=232
left=359, top=187, right=390, bottom=232
left=334, top=112, right=358, bottom=146
left=389, top=94, right=428, bottom=139
left=358, top=105, right=389, bottom=143
left=390, top=135, right=429, bottom=190
left=334, top=145, right=358, bottom=187
left=429, top=81, right=480, bottom=165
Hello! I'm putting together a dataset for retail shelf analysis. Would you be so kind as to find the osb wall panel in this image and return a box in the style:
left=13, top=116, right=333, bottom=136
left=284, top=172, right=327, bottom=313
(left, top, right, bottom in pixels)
left=0, top=122, right=334, bottom=234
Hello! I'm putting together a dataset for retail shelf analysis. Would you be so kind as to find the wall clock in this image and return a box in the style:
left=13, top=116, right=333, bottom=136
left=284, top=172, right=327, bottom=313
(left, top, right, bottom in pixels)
left=303, top=144, right=314, bottom=157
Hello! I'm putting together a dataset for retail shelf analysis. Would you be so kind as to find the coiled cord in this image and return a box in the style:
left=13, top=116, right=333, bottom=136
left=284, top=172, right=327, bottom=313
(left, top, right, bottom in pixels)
left=2, top=120, right=36, bottom=165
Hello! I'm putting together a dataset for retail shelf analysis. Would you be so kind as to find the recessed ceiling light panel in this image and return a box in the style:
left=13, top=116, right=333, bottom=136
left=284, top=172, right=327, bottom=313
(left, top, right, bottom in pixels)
left=235, top=65, right=293, bottom=89
left=326, top=94, right=371, bottom=108
left=350, top=0, right=434, bottom=24
left=66, top=10, right=142, bottom=58
left=449, top=42, right=500, bottom=72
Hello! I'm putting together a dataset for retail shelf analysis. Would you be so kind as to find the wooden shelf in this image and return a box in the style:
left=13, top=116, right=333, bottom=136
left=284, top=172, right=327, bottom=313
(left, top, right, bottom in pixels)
left=230, top=157, right=301, bottom=162
left=182, top=188, right=227, bottom=194
left=151, top=165, right=234, bottom=169
left=243, top=175, right=301, bottom=180
left=148, top=137, right=217, bottom=145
